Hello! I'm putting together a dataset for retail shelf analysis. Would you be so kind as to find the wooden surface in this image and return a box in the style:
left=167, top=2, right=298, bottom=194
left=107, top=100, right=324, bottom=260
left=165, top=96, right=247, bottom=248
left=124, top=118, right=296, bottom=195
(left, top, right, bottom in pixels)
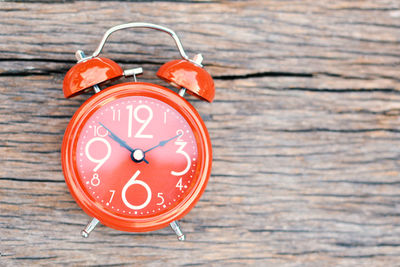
left=1, top=1, right=400, bottom=266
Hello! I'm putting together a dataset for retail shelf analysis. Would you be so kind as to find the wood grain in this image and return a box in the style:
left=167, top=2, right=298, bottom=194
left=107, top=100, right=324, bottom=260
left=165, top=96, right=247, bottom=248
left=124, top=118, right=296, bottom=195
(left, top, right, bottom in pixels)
left=1, top=1, right=400, bottom=266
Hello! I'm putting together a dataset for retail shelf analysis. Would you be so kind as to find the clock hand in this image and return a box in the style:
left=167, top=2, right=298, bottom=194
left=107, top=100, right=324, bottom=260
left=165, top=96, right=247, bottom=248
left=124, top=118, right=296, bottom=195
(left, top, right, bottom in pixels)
left=99, top=122, right=149, bottom=164
left=144, top=133, right=182, bottom=153
left=99, top=122, right=134, bottom=152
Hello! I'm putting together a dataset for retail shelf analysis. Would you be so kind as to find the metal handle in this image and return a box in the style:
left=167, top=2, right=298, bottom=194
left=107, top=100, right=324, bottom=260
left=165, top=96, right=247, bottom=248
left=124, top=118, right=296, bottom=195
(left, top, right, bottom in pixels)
left=91, top=22, right=194, bottom=63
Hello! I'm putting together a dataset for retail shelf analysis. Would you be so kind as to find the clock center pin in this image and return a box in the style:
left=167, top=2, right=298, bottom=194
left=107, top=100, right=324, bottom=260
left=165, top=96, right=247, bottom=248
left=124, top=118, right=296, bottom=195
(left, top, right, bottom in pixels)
left=131, top=149, right=145, bottom=163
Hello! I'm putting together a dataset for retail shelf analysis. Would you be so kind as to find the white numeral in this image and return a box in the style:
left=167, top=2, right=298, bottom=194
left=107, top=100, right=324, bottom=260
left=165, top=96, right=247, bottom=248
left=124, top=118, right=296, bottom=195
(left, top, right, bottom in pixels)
left=108, top=190, right=116, bottom=204
left=91, top=173, right=100, bottom=186
left=85, top=137, right=111, bottom=172
left=127, top=105, right=133, bottom=137
left=176, top=178, right=183, bottom=190
left=93, top=125, right=108, bottom=137
left=176, top=129, right=184, bottom=141
left=171, top=140, right=191, bottom=176
left=122, top=170, right=152, bottom=210
left=127, top=104, right=153, bottom=138
left=112, top=109, right=120, bottom=121
left=156, top=192, right=164, bottom=205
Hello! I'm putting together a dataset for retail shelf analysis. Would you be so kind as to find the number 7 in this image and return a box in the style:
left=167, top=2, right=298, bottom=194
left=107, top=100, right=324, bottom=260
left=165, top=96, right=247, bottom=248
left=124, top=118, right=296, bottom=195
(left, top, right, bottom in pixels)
left=108, top=190, right=116, bottom=205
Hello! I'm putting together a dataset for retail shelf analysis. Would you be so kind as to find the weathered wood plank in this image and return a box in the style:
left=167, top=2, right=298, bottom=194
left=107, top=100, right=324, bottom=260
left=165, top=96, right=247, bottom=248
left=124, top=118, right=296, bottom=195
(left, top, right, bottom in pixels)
left=1, top=1, right=400, bottom=88
left=1, top=0, right=400, bottom=266
left=2, top=74, right=400, bottom=265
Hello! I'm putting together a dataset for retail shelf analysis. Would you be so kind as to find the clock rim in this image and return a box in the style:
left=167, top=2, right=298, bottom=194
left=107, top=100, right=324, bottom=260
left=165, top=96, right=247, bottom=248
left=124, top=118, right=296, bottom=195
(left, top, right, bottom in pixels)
left=62, top=82, right=212, bottom=232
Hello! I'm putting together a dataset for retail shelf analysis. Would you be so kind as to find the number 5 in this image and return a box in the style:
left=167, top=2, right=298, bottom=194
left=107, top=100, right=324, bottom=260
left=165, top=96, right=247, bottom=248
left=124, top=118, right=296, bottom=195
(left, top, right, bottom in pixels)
left=156, top=193, right=164, bottom=205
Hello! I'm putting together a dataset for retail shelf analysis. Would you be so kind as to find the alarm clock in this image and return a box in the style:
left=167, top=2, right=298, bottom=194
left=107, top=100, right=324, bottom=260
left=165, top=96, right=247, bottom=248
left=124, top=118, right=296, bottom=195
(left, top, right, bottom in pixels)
left=61, top=23, right=214, bottom=241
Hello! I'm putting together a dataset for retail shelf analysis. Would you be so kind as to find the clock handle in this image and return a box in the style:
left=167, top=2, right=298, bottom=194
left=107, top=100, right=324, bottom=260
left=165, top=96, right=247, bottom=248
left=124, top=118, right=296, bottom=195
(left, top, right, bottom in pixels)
left=90, top=22, right=201, bottom=67
left=65, top=22, right=215, bottom=102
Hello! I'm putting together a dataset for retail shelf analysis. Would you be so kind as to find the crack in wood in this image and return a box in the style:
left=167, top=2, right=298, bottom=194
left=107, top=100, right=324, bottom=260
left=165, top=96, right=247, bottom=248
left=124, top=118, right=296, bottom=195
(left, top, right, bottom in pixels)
left=0, top=177, right=64, bottom=183
left=214, top=71, right=313, bottom=79
left=273, top=128, right=400, bottom=133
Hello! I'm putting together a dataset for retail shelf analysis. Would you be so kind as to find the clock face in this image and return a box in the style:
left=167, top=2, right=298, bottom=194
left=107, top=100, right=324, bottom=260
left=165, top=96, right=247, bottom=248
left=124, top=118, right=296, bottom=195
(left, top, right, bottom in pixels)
left=75, top=96, right=198, bottom=218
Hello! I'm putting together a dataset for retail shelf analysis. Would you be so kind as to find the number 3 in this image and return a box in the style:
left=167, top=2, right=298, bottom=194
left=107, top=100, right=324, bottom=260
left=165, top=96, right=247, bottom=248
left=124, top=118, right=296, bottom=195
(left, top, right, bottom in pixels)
left=171, top=141, right=191, bottom=176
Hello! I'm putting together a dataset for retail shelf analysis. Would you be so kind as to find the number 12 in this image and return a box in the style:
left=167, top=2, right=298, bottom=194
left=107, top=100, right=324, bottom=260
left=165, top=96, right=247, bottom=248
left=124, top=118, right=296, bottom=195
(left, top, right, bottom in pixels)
left=126, top=104, right=153, bottom=138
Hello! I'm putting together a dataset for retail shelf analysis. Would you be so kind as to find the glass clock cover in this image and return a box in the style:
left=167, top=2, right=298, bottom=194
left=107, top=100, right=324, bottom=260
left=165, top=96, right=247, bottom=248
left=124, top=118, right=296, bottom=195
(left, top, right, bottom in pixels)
left=76, top=95, right=198, bottom=217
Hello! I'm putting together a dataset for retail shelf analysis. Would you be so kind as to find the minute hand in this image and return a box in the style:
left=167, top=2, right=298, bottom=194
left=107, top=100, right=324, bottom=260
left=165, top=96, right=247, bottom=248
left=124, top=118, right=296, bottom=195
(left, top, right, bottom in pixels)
left=99, top=122, right=134, bottom=153
left=144, top=133, right=182, bottom=153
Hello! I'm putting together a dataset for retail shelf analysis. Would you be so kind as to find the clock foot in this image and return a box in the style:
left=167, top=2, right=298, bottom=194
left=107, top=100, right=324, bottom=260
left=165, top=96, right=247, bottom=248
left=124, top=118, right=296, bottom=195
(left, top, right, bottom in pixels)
left=81, top=218, right=99, bottom=238
left=170, top=220, right=185, bottom=241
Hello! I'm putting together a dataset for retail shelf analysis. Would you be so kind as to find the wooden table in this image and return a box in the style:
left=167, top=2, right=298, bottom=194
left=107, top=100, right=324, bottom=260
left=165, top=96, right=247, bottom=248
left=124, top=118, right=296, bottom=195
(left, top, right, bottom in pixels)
left=1, top=1, right=400, bottom=266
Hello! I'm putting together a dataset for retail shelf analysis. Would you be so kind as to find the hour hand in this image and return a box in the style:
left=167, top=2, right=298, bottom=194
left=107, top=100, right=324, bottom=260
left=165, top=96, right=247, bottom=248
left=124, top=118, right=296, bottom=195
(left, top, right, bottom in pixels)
left=144, top=133, right=182, bottom=153
left=99, top=122, right=134, bottom=153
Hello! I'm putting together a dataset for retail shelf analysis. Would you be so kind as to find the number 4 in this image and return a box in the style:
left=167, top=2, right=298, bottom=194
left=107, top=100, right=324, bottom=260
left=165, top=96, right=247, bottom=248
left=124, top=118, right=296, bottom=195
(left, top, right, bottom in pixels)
left=176, top=178, right=183, bottom=190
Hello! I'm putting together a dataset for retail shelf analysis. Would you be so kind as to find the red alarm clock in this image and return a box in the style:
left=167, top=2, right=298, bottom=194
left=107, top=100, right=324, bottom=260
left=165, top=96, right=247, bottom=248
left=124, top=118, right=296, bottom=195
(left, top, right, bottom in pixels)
left=61, top=23, right=214, bottom=241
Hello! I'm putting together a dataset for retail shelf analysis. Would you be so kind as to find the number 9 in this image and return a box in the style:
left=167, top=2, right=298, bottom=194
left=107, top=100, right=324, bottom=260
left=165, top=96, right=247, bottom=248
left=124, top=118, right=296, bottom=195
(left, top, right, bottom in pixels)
left=85, top=137, right=112, bottom=172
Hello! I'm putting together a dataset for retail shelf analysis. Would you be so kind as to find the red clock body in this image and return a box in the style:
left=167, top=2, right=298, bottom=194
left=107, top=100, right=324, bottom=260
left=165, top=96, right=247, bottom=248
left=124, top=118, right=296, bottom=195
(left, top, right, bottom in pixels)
left=62, top=82, right=212, bottom=232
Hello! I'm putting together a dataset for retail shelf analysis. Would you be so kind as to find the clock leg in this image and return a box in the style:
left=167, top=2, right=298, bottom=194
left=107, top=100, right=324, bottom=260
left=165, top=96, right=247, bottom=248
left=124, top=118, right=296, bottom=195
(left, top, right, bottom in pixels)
left=170, top=220, right=185, bottom=241
left=81, top=217, right=99, bottom=238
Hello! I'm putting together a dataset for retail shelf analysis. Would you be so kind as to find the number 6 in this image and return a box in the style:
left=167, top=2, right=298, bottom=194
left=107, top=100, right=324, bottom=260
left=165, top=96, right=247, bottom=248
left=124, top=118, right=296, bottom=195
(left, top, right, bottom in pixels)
left=122, top=170, right=152, bottom=210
